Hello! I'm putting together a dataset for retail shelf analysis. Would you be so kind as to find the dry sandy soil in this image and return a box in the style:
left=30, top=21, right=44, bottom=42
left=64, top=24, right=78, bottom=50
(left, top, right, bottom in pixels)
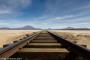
left=0, top=30, right=41, bottom=48
left=51, top=30, right=90, bottom=49
left=0, top=30, right=90, bottom=49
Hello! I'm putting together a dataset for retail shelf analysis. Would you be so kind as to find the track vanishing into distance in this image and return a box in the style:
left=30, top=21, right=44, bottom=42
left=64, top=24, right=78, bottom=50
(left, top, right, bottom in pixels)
left=0, top=30, right=90, bottom=60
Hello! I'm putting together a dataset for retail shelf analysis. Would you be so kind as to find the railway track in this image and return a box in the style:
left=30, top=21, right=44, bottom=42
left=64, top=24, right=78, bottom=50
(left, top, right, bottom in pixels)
left=0, top=30, right=90, bottom=60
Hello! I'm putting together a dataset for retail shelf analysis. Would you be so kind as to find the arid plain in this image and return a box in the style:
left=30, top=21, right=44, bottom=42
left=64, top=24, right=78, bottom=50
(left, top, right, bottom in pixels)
left=51, top=30, right=90, bottom=49
left=0, top=30, right=41, bottom=48
left=0, top=30, right=90, bottom=49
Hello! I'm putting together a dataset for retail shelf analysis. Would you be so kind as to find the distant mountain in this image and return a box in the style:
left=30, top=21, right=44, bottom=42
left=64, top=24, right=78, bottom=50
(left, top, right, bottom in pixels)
left=0, top=25, right=41, bottom=30
left=51, top=27, right=90, bottom=30
left=58, top=27, right=90, bottom=30
left=0, top=27, right=10, bottom=30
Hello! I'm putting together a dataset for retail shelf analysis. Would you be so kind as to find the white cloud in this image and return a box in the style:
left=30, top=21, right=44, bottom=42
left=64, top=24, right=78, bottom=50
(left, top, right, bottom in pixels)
left=7, top=0, right=32, bottom=8
left=0, top=0, right=32, bottom=9
left=43, top=0, right=90, bottom=17
left=0, top=10, right=12, bottom=14
left=72, top=4, right=90, bottom=11
left=43, top=15, right=74, bottom=21
left=0, top=0, right=32, bottom=14
left=19, top=0, right=32, bottom=8
left=55, top=15, right=74, bottom=20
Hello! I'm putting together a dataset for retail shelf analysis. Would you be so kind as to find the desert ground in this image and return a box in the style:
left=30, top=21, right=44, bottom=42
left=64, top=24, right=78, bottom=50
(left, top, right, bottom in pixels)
left=0, top=30, right=90, bottom=49
left=51, top=30, right=90, bottom=49
left=0, top=30, right=41, bottom=48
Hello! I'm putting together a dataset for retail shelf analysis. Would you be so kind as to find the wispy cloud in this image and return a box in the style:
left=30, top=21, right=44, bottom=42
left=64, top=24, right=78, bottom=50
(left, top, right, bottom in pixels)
left=0, top=0, right=90, bottom=28
left=0, top=0, right=32, bottom=15
left=43, top=0, right=90, bottom=16
left=0, top=10, right=12, bottom=14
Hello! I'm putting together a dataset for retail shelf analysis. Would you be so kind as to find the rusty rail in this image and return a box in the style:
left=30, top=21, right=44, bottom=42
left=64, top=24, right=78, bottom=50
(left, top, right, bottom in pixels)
left=0, top=31, right=41, bottom=58
left=48, top=31, right=90, bottom=60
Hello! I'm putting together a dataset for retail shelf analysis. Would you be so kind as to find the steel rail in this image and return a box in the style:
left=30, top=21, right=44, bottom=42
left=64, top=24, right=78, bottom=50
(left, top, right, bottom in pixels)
left=0, top=31, right=41, bottom=58
left=48, top=31, right=90, bottom=60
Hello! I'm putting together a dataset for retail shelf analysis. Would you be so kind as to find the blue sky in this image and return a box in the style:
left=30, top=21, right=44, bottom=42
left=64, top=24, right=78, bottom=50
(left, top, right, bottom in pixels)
left=0, top=0, right=90, bottom=29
